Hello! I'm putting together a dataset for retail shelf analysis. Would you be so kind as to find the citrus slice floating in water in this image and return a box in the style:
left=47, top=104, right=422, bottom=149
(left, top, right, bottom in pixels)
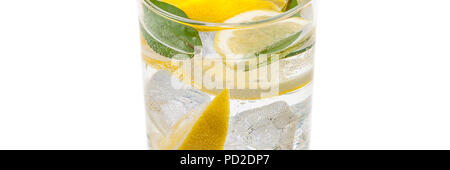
left=215, top=10, right=310, bottom=63
left=161, top=0, right=283, bottom=23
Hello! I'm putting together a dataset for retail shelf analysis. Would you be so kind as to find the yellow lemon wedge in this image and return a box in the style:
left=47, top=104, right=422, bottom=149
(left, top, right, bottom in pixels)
left=161, top=0, right=282, bottom=23
left=178, top=89, right=230, bottom=150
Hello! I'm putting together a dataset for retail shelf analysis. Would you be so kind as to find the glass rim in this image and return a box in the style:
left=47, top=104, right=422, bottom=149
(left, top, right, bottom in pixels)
left=142, top=0, right=312, bottom=28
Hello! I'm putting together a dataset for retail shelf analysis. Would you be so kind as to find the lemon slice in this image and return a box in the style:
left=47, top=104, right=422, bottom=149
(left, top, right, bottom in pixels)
left=215, top=10, right=310, bottom=63
left=178, top=89, right=230, bottom=150
left=267, top=0, right=288, bottom=10
left=141, top=33, right=181, bottom=72
left=189, top=57, right=314, bottom=100
left=161, top=0, right=282, bottom=23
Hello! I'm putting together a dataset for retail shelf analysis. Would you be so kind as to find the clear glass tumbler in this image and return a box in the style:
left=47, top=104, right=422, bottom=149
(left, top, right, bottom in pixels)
left=138, top=0, right=316, bottom=150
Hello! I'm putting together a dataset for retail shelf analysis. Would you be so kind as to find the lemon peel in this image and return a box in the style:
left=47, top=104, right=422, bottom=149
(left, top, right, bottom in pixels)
left=161, top=0, right=280, bottom=23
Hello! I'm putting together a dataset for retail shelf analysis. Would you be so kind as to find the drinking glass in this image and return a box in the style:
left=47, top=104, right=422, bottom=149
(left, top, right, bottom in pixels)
left=138, top=0, right=316, bottom=150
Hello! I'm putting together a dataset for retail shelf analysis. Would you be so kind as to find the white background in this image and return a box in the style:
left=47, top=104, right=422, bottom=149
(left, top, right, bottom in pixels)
left=0, top=0, right=449, bottom=150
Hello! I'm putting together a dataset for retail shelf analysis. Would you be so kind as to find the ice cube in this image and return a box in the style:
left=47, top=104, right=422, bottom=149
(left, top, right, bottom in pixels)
left=225, top=101, right=301, bottom=150
left=198, top=32, right=222, bottom=59
left=290, top=96, right=312, bottom=117
left=290, top=96, right=312, bottom=150
left=145, top=71, right=210, bottom=136
left=293, top=115, right=311, bottom=150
